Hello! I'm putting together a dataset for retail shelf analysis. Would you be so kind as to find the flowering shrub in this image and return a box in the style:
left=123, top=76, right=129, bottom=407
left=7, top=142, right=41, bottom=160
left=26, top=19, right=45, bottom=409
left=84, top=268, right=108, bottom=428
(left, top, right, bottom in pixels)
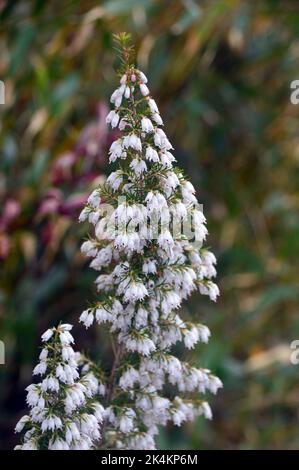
left=16, top=34, right=222, bottom=450
left=78, top=34, right=222, bottom=449
left=15, top=324, right=104, bottom=450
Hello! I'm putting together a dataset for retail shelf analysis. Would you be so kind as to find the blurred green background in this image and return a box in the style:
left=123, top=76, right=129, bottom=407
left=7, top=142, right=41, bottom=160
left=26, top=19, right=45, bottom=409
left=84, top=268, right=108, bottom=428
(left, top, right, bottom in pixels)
left=1, top=0, right=299, bottom=450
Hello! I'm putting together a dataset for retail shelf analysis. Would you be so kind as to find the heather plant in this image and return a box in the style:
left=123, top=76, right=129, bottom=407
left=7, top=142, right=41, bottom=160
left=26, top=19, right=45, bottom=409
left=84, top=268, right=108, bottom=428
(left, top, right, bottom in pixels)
left=15, top=324, right=104, bottom=450
left=78, top=34, right=222, bottom=449
left=16, top=34, right=222, bottom=450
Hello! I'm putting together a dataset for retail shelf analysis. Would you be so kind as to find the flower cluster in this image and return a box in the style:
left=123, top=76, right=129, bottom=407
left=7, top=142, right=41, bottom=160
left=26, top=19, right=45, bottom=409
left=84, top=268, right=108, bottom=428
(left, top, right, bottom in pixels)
left=78, top=56, right=222, bottom=449
left=15, top=324, right=104, bottom=450
left=15, top=39, right=222, bottom=450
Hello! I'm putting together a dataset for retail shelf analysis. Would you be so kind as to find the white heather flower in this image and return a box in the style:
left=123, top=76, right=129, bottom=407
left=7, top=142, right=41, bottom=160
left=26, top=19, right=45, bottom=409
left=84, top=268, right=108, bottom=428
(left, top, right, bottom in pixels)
left=132, top=204, right=147, bottom=223
left=171, top=201, right=187, bottom=219
left=107, top=170, right=123, bottom=190
left=154, top=130, right=162, bottom=147
left=152, top=112, right=163, bottom=125
left=33, top=362, right=47, bottom=376
left=41, top=329, right=53, bottom=342
left=182, top=181, right=196, bottom=203
left=39, top=348, right=48, bottom=361
left=110, top=89, right=119, bottom=103
left=184, top=180, right=195, bottom=194
left=26, top=385, right=40, bottom=407
left=141, top=117, right=154, bottom=133
left=194, top=226, right=208, bottom=244
left=109, top=139, right=124, bottom=162
left=59, top=330, right=74, bottom=345
left=49, top=439, right=69, bottom=450
left=148, top=98, right=159, bottom=113
left=95, top=306, right=112, bottom=324
left=93, top=403, right=105, bottom=422
left=158, top=230, right=174, bottom=250
left=198, top=325, right=211, bottom=343
left=142, top=259, right=157, bottom=274
left=88, top=210, right=100, bottom=225
left=130, top=158, right=147, bottom=175
left=208, top=375, right=223, bottom=394
left=135, top=307, right=148, bottom=328
left=41, top=376, right=59, bottom=392
left=167, top=357, right=183, bottom=384
left=203, top=250, right=217, bottom=266
left=124, top=334, right=156, bottom=356
left=145, top=191, right=167, bottom=212
left=153, top=396, right=170, bottom=414
left=200, top=401, right=212, bottom=420
left=161, top=291, right=181, bottom=314
left=124, top=134, right=142, bottom=151
left=78, top=206, right=89, bottom=223
left=140, top=83, right=149, bottom=96
left=110, top=85, right=124, bottom=103
left=79, top=309, right=94, bottom=328
left=199, top=281, right=220, bottom=302
left=115, top=95, right=123, bottom=108
left=119, top=409, right=136, bottom=433
left=95, top=273, right=113, bottom=291
left=120, top=74, right=127, bottom=85
left=62, top=346, right=75, bottom=361
left=183, top=326, right=200, bottom=349
left=193, top=209, right=206, bottom=226
left=123, top=281, right=148, bottom=303
left=56, top=364, right=67, bottom=383
left=110, top=85, right=125, bottom=107
left=87, top=189, right=101, bottom=209
left=41, top=415, right=63, bottom=432
left=114, top=233, right=131, bottom=250
left=160, top=154, right=172, bottom=169
left=81, top=240, right=98, bottom=257
left=15, top=415, right=30, bottom=433
left=160, top=151, right=175, bottom=168
left=90, top=246, right=112, bottom=270
left=119, top=118, right=129, bottom=130
left=154, top=128, right=173, bottom=150
left=119, top=367, right=140, bottom=389
left=172, top=408, right=187, bottom=426
left=138, top=71, right=148, bottom=83
left=106, top=110, right=120, bottom=128
left=145, top=146, right=159, bottom=162
left=162, top=171, right=180, bottom=193
left=124, top=86, right=131, bottom=99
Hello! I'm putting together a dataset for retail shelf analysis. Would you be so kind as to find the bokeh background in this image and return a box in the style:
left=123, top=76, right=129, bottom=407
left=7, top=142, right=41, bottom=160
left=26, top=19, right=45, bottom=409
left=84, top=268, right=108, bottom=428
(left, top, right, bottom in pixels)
left=1, top=0, right=299, bottom=450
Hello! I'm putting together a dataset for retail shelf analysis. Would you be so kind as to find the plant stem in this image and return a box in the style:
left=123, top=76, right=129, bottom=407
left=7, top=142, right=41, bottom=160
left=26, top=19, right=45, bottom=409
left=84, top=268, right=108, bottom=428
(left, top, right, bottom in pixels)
left=107, top=342, right=123, bottom=402
left=98, top=341, right=123, bottom=449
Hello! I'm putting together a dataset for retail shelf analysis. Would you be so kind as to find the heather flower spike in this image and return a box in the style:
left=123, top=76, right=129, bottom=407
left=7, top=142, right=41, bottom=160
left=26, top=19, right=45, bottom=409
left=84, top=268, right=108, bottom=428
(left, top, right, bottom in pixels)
left=78, top=33, right=222, bottom=449
left=16, top=34, right=221, bottom=450
left=15, top=324, right=104, bottom=450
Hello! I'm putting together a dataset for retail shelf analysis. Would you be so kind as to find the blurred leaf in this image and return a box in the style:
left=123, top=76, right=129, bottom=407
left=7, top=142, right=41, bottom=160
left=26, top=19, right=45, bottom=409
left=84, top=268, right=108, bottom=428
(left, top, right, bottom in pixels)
left=8, top=25, right=36, bottom=75
left=102, top=0, right=153, bottom=14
